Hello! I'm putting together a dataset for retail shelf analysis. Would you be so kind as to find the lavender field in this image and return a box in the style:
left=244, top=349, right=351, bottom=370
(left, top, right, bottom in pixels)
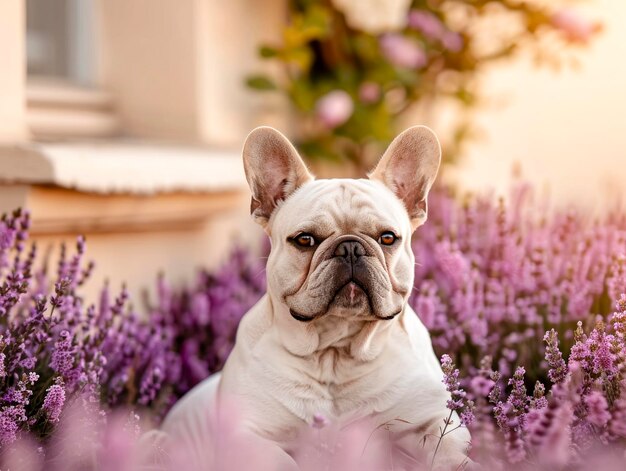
left=1, top=183, right=625, bottom=469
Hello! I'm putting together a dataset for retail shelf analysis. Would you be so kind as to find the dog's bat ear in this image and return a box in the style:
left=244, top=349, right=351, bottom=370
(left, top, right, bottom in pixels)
left=242, top=127, right=313, bottom=228
left=369, top=125, right=441, bottom=230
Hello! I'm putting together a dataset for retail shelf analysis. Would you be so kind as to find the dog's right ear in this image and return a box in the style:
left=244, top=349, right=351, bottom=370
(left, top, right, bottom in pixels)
left=242, top=127, right=313, bottom=228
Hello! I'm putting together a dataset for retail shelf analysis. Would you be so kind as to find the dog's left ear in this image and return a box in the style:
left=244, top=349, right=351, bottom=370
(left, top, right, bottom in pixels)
left=242, top=126, right=313, bottom=229
left=369, top=125, right=441, bottom=229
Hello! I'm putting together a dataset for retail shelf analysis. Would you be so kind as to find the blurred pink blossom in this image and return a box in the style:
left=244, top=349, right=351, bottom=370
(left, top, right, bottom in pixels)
left=408, top=10, right=444, bottom=40
left=441, top=31, right=463, bottom=52
left=315, top=90, right=354, bottom=128
left=408, top=9, right=463, bottom=52
left=584, top=390, right=611, bottom=427
left=358, top=82, right=381, bottom=104
left=379, top=34, right=426, bottom=69
left=42, top=380, right=66, bottom=424
left=311, top=413, right=329, bottom=429
left=551, top=9, right=601, bottom=43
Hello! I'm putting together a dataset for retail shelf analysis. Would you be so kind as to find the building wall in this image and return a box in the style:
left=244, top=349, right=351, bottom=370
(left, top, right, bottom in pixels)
left=446, top=0, right=626, bottom=208
left=33, top=205, right=261, bottom=306
left=1, top=0, right=279, bottom=307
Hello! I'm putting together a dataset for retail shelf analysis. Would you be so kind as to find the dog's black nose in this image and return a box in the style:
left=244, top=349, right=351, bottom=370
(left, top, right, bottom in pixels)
left=334, top=240, right=366, bottom=264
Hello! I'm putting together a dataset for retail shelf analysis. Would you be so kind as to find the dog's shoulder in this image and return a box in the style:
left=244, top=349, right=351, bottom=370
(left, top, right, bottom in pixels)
left=234, top=294, right=274, bottom=349
left=396, top=306, right=445, bottom=378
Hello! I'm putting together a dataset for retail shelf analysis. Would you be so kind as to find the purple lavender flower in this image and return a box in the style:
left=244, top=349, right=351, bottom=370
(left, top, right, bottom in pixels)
left=470, top=375, right=495, bottom=397
left=608, top=256, right=626, bottom=302
left=42, top=380, right=66, bottom=423
left=0, top=352, right=6, bottom=378
left=570, top=320, right=618, bottom=380
left=504, top=426, right=525, bottom=463
left=441, top=354, right=475, bottom=425
left=611, top=294, right=626, bottom=339
left=609, top=394, right=626, bottom=438
left=507, top=367, right=528, bottom=418
left=584, top=390, right=610, bottom=427
left=540, top=403, right=574, bottom=466
left=0, top=407, right=22, bottom=447
left=544, top=329, right=567, bottom=384
left=530, top=381, right=548, bottom=410
left=525, top=399, right=574, bottom=467
left=139, top=364, right=165, bottom=406
left=50, top=331, right=74, bottom=376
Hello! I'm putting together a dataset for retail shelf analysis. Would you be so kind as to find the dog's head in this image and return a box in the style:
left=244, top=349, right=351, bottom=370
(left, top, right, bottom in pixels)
left=243, top=126, right=440, bottom=334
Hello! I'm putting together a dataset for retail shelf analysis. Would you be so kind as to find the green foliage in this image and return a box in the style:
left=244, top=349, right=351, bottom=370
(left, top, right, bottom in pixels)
left=246, top=0, right=600, bottom=171
left=246, top=75, right=277, bottom=91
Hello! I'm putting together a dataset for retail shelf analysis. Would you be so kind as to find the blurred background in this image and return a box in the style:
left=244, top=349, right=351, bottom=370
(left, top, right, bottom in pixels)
left=0, top=0, right=623, bottom=301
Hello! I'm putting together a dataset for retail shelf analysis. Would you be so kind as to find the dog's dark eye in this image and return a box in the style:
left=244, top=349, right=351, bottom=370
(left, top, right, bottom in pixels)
left=378, top=231, right=397, bottom=246
left=293, top=233, right=316, bottom=248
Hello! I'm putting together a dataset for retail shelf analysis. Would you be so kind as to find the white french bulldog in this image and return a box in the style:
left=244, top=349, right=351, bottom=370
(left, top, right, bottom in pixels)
left=161, top=126, right=471, bottom=469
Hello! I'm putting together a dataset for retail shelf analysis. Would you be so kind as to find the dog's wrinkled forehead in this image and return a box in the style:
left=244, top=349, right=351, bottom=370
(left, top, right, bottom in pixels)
left=272, top=178, right=411, bottom=238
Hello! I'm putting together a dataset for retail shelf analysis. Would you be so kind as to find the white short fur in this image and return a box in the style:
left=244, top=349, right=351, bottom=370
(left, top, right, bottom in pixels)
left=162, top=126, right=471, bottom=470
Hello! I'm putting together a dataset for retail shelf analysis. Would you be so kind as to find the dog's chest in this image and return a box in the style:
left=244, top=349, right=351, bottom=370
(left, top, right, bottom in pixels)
left=314, top=347, right=345, bottom=386
left=289, top=343, right=412, bottom=421
left=230, top=309, right=434, bottom=440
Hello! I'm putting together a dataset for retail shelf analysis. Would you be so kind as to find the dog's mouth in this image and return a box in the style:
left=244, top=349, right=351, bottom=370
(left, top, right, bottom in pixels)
left=289, top=280, right=365, bottom=322
left=334, top=280, right=367, bottom=305
left=289, top=279, right=400, bottom=322
left=285, top=250, right=406, bottom=323
left=289, top=309, right=316, bottom=322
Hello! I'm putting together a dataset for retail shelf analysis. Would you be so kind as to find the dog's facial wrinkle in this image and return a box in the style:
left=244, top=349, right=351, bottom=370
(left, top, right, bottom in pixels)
left=269, top=179, right=415, bottom=330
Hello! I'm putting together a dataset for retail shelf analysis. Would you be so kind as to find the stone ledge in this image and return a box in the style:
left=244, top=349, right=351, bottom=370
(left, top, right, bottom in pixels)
left=0, top=140, right=246, bottom=195
left=0, top=185, right=248, bottom=235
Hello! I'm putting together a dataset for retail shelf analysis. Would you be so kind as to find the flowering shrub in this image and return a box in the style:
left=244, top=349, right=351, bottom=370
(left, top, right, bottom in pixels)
left=141, top=248, right=266, bottom=401
left=445, top=296, right=626, bottom=469
left=0, top=209, right=265, bottom=449
left=0, top=209, right=105, bottom=447
left=1, top=180, right=625, bottom=468
left=411, top=185, right=626, bottom=382
left=247, top=1, right=601, bottom=168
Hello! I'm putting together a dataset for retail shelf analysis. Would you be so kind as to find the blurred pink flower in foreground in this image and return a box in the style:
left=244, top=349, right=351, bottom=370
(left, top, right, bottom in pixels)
left=315, top=90, right=354, bottom=128
left=380, top=34, right=426, bottom=68
left=551, top=9, right=602, bottom=43
left=311, top=412, right=330, bottom=429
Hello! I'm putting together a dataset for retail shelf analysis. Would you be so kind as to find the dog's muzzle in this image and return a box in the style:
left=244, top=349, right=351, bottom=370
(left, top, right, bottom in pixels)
left=290, top=237, right=393, bottom=322
left=334, top=239, right=366, bottom=267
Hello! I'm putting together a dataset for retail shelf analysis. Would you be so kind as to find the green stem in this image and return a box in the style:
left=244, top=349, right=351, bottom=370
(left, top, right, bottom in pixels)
left=430, top=410, right=454, bottom=470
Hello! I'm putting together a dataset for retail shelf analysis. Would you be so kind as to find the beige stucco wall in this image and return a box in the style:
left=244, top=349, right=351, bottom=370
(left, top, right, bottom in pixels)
left=0, top=1, right=27, bottom=141
left=99, top=0, right=288, bottom=145
left=445, top=0, right=626, bottom=208
left=31, top=203, right=261, bottom=307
